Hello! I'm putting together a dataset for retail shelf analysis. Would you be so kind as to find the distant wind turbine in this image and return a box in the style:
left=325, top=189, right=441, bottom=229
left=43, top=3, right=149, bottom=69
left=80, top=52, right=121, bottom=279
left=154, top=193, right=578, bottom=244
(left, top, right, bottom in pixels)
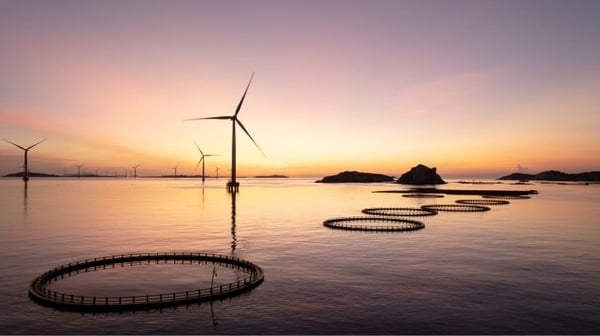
left=131, top=164, right=140, bottom=178
left=2, top=138, right=46, bottom=182
left=74, top=164, right=83, bottom=177
left=194, top=143, right=217, bottom=183
left=172, top=165, right=178, bottom=177
left=184, top=73, right=265, bottom=192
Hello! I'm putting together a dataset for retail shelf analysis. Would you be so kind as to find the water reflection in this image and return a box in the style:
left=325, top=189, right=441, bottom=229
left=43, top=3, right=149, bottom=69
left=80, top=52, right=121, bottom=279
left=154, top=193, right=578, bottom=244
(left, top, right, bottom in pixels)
left=23, top=181, right=28, bottom=217
left=230, top=192, right=237, bottom=253
left=210, top=301, right=219, bottom=326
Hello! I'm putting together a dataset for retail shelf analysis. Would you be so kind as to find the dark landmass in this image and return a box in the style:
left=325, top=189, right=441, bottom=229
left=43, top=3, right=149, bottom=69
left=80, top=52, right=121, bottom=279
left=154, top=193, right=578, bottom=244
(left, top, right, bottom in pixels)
left=316, top=171, right=395, bottom=183
left=458, top=180, right=502, bottom=185
left=254, top=175, right=289, bottom=178
left=498, top=170, right=600, bottom=182
left=396, top=164, right=446, bottom=185
left=4, top=172, right=58, bottom=177
left=376, top=188, right=538, bottom=196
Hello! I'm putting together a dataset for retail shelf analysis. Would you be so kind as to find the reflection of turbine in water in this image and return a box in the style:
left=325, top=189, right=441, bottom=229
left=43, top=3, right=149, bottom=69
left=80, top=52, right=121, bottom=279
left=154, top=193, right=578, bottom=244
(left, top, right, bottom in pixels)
left=194, top=143, right=216, bottom=183
left=184, top=73, right=265, bottom=192
left=23, top=180, right=28, bottom=217
left=2, top=138, right=46, bottom=182
left=231, top=192, right=237, bottom=252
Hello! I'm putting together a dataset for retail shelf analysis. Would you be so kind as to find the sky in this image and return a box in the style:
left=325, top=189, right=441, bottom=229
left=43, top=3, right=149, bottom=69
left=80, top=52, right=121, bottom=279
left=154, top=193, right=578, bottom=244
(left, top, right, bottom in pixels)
left=1, top=0, right=599, bottom=178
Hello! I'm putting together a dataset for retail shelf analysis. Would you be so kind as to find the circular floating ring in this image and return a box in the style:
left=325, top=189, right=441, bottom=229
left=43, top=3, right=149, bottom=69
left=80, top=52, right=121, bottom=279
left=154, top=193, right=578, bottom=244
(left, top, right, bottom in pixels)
left=455, top=199, right=510, bottom=206
left=482, top=195, right=531, bottom=199
left=323, top=216, right=425, bottom=232
left=402, top=193, right=445, bottom=198
left=361, top=207, right=438, bottom=217
left=28, top=252, right=264, bottom=312
left=421, top=204, right=491, bottom=212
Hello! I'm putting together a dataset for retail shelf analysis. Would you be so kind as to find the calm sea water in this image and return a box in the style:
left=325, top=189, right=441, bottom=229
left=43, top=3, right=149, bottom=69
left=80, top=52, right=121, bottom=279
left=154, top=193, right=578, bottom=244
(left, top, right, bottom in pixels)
left=0, top=177, right=599, bottom=334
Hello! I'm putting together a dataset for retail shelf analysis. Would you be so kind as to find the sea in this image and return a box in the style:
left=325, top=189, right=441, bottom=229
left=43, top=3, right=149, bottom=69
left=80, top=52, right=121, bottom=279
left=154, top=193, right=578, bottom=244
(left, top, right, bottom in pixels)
left=0, top=177, right=599, bottom=334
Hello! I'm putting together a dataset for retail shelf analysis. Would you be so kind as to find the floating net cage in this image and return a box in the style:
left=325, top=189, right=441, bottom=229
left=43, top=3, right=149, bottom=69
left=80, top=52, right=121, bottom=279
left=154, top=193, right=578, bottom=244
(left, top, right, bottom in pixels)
left=482, top=195, right=531, bottom=199
left=361, top=207, right=438, bottom=217
left=455, top=199, right=510, bottom=206
left=28, top=252, right=264, bottom=312
left=402, top=193, right=445, bottom=198
left=323, top=216, right=425, bottom=232
left=421, top=204, right=491, bottom=212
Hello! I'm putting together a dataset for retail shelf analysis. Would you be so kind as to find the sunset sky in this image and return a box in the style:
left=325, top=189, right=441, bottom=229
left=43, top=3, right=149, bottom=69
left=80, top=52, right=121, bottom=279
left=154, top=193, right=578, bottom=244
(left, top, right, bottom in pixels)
left=1, top=0, right=599, bottom=178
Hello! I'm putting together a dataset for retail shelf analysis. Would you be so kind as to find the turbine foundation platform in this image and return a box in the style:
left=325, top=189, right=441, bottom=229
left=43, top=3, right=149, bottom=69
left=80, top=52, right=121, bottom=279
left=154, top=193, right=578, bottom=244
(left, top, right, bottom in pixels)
left=227, top=181, right=240, bottom=192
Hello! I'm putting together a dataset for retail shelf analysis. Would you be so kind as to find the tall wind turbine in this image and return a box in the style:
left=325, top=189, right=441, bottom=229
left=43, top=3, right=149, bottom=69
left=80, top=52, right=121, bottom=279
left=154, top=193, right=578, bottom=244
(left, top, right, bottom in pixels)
left=172, top=165, right=178, bottom=177
left=194, top=144, right=217, bottom=183
left=184, top=73, right=265, bottom=192
left=2, top=138, right=46, bottom=182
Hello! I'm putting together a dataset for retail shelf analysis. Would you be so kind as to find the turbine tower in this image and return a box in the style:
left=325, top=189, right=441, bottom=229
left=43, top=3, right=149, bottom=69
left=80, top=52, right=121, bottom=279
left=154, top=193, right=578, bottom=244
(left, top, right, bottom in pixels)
left=172, top=165, right=178, bottom=177
left=185, top=73, right=265, bottom=192
left=74, top=164, right=83, bottom=177
left=131, top=164, right=140, bottom=178
left=2, top=138, right=46, bottom=182
left=195, top=143, right=217, bottom=183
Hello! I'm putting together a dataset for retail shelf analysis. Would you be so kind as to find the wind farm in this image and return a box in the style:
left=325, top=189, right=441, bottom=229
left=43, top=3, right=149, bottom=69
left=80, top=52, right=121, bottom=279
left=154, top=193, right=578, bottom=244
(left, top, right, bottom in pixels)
left=2, top=139, right=46, bottom=182
left=184, top=73, right=266, bottom=192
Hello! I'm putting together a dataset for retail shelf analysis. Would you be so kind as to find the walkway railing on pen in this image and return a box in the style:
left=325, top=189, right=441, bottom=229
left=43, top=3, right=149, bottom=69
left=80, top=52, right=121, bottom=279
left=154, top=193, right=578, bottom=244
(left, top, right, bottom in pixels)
left=29, top=252, right=264, bottom=311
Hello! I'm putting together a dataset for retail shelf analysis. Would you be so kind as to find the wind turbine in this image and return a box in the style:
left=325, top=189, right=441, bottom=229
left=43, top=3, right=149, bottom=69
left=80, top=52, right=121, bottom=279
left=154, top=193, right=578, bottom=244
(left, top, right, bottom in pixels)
left=74, top=164, right=83, bottom=177
left=131, top=164, right=140, bottom=178
left=194, top=143, right=217, bottom=183
left=172, top=165, right=178, bottom=177
left=184, top=73, right=265, bottom=192
left=2, top=138, right=46, bottom=182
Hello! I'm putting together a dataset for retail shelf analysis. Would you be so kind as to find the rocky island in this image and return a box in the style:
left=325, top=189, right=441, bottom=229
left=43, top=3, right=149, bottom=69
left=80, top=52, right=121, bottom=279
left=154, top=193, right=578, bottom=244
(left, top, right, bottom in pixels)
left=499, top=170, right=600, bottom=182
left=316, top=171, right=395, bottom=183
left=396, top=164, right=446, bottom=185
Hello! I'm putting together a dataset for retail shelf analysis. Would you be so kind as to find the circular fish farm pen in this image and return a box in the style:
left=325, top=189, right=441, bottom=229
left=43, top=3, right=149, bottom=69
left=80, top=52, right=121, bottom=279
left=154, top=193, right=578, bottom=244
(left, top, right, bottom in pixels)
left=402, top=193, right=445, bottom=198
left=455, top=199, right=510, bottom=206
left=361, top=207, right=438, bottom=217
left=421, top=204, right=491, bottom=212
left=482, top=195, right=531, bottom=199
left=323, top=216, right=425, bottom=232
left=28, top=252, right=264, bottom=312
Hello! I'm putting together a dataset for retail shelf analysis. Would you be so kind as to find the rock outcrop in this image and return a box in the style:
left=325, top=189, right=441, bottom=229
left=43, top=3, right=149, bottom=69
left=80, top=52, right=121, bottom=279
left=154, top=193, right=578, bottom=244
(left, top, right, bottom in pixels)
left=316, top=171, right=395, bottom=183
left=396, top=164, right=446, bottom=185
left=498, top=170, right=600, bottom=182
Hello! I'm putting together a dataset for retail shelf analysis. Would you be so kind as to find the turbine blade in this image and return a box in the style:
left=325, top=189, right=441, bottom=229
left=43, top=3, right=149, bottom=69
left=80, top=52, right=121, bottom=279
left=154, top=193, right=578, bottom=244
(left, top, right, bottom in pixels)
left=194, top=142, right=206, bottom=156
left=184, top=116, right=232, bottom=121
left=2, top=139, right=26, bottom=150
left=195, top=159, right=201, bottom=171
left=234, top=72, right=254, bottom=117
left=236, top=119, right=267, bottom=157
left=26, top=138, right=47, bottom=150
